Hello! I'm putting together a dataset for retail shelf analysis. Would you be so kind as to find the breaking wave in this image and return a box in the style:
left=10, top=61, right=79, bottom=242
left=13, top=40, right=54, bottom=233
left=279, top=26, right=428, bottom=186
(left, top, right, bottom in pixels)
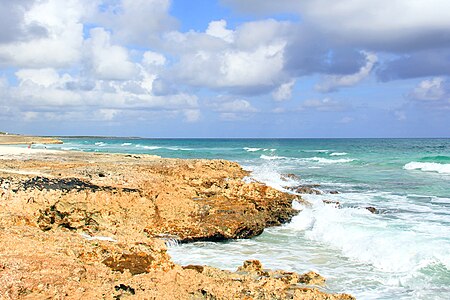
left=404, top=162, right=450, bottom=174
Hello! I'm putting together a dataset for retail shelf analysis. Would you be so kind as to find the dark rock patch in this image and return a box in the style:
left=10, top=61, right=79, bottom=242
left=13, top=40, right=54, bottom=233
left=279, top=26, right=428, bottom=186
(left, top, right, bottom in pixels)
left=103, top=252, right=154, bottom=275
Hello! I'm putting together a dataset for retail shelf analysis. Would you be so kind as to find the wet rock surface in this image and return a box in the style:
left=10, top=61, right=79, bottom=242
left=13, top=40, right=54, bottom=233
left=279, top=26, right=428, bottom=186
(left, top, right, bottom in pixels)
left=286, top=184, right=323, bottom=195
left=0, top=151, right=354, bottom=299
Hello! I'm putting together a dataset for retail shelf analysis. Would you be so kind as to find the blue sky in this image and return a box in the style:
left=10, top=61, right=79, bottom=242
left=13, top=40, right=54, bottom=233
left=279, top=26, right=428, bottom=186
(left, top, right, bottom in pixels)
left=0, top=0, right=449, bottom=137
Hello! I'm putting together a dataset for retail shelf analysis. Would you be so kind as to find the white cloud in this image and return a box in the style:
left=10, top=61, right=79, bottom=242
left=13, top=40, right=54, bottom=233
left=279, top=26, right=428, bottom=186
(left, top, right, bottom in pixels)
left=15, top=68, right=65, bottom=88
left=299, top=97, right=345, bottom=111
left=183, top=109, right=201, bottom=123
left=300, top=0, right=450, bottom=49
left=0, top=0, right=91, bottom=68
left=273, top=79, right=295, bottom=101
left=213, top=99, right=258, bottom=113
left=315, top=52, right=377, bottom=92
left=168, top=19, right=292, bottom=93
left=206, top=20, right=234, bottom=43
left=224, top=0, right=450, bottom=50
left=142, top=51, right=166, bottom=66
left=84, top=28, right=138, bottom=80
left=394, top=111, right=407, bottom=121
left=408, top=77, right=447, bottom=101
left=97, top=0, right=176, bottom=46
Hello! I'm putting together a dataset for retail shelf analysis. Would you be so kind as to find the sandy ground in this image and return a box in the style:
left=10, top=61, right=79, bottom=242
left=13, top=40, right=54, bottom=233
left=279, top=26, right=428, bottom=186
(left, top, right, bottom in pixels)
left=0, top=145, right=62, bottom=158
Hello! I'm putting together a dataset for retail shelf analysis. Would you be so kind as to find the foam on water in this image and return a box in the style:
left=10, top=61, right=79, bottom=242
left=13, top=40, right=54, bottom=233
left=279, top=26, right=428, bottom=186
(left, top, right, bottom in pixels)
left=260, top=154, right=289, bottom=160
left=244, top=147, right=261, bottom=152
left=288, top=193, right=450, bottom=274
left=330, top=152, right=348, bottom=156
left=305, top=157, right=355, bottom=164
left=56, top=137, right=450, bottom=299
left=404, top=162, right=450, bottom=174
left=136, top=145, right=161, bottom=150
left=121, top=142, right=132, bottom=146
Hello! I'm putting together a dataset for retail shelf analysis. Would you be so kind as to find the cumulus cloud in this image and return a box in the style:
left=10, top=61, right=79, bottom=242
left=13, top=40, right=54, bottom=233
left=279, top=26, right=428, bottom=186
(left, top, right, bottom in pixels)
left=224, top=0, right=450, bottom=51
left=315, top=52, right=377, bottom=92
left=96, top=0, right=177, bottom=46
left=272, top=79, right=295, bottom=101
left=206, top=20, right=234, bottom=43
left=408, top=78, right=447, bottom=101
left=84, top=28, right=138, bottom=80
left=164, top=19, right=293, bottom=95
left=0, top=0, right=93, bottom=68
left=0, top=0, right=47, bottom=43
left=210, top=98, right=258, bottom=121
left=142, top=51, right=166, bottom=66
left=299, top=98, right=345, bottom=112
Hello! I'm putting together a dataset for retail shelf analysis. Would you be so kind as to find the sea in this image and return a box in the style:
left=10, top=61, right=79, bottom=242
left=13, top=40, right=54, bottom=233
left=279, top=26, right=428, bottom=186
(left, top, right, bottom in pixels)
left=39, top=138, right=449, bottom=300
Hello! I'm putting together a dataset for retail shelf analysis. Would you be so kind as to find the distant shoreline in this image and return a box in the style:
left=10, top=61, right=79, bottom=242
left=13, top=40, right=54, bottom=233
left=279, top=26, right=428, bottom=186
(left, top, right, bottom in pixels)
left=0, top=133, right=63, bottom=145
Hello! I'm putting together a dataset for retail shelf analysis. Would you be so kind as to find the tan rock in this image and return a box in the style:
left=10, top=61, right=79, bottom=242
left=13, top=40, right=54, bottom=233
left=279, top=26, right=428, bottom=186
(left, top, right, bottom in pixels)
left=0, top=151, right=354, bottom=299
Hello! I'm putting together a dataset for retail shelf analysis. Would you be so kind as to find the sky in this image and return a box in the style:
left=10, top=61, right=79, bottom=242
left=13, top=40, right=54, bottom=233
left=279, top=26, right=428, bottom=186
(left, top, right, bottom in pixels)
left=0, top=0, right=449, bottom=138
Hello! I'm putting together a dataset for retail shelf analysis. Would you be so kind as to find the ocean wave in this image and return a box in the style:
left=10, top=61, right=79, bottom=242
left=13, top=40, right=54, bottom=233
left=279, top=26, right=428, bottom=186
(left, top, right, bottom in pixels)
left=136, top=145, right=161, bottom=150
left=302, top=149, right=330, bottom=153
left=94, top=142, right=106, bottom=146
left=404, top=162, right=450, bottom=174
left=244, top=147, right=262, bottom=152
left=260, top=155, right=289, bottom=160
left=244, top=147, right=276, bottom=152
left=330, top=152, right=348, bottom=156
left=419, top=155, right=450, bottom=163
left=121, top=143, right=132, bottom=146
left=306, top=157, right=355, bottom=164
left=166, top=147, right=193, bottom=151
left=287, top=194, right=450, bottom=273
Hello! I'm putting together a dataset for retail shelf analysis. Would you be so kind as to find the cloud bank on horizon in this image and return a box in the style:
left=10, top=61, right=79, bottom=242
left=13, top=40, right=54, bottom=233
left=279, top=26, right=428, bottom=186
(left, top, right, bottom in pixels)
left=0, top=0, right=449, bottom=137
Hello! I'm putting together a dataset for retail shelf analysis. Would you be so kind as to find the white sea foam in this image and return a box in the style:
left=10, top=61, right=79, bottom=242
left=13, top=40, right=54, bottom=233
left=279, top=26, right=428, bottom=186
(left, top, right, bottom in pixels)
left=244, top=147, right=261, bottom=152
left=260, top=155, right=289, bottom=160
left=244, top=162, right=298, bottom=190
left=287, top=194, right=450, bottom=273
left=330, top=152, right=348, bottom=156
left=94, top=142, right=106, bottom=146
left=167, top=147, right=193, bottom=151
left=136, top=145, right=161, bottom=150
left=306, top=157, right=354, bottom=164
left=121, top=142, right=132, bottom=146
left=404, top=162, right=450, bottom=174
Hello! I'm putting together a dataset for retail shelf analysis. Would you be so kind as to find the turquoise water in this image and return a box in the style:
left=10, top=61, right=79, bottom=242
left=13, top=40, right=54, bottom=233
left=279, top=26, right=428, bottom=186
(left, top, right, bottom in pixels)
left=42, top=138, right=450, bottom=299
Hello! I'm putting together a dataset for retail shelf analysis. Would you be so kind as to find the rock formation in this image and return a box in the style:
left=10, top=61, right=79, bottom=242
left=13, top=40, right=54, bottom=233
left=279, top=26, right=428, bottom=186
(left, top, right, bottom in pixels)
left=0, top=150, right=354, bottom=299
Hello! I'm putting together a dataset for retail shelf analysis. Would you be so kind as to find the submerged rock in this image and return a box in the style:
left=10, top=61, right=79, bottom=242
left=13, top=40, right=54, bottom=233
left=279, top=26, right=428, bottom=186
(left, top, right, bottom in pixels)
left=287, top=184, right=323, bottom=195
left=365, top=206, right=378, bottom=214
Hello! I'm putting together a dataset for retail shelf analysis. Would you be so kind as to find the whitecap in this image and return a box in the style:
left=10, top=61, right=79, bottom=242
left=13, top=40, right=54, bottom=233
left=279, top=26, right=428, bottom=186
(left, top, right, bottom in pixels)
left=121, top=142, right=132, bottom=146
left=288, top=194, right=450, bottom=273
left=260, top=155, right=289, bottom=160
left=330, top=152, right=348, bottom=156
left=166, top=147, right=193, bottom=151
left=306, top=157, right=355, bottom=164
left=137, top=145, right=161, bottom=150
left=404, top=162, right=450, bottom=174
left=244, top=147, right=262, bottom=152
left=94, top=142, right=106, bottom=146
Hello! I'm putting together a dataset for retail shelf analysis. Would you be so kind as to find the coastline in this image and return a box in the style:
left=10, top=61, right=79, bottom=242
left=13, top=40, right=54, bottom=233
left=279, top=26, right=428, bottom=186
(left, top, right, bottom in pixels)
left=0, top=133, right=63, bottom=145
left=0, top=145, right=354, bottom=299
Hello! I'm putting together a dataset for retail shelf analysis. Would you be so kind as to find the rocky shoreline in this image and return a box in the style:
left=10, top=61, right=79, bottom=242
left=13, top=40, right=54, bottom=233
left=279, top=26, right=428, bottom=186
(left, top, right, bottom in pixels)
left=0, top=148, right=355, bottom=299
